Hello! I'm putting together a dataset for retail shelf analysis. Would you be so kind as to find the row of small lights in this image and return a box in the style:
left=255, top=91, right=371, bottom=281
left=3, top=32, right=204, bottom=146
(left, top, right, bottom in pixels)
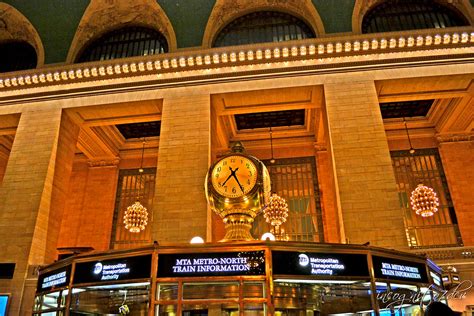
left=1, top=31, right=473, bottom=89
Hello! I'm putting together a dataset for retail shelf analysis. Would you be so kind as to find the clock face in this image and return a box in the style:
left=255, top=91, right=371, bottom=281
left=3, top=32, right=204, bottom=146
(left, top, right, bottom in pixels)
left=211, top=155, right=258, bottom=198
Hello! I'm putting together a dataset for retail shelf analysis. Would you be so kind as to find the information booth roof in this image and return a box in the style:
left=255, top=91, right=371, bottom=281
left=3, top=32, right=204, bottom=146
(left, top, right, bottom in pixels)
left=37, top=240, right=435, bottom=294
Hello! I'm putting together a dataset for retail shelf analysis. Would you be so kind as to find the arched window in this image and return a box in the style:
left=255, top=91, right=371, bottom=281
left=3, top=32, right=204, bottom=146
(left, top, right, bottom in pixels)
left=76, top=26, right=168, bottom=63
left=362, top=0, right=469, bottom=33
left=213, top=11, right=316, bottom=47
left=0, top=41, right=37, bottom=73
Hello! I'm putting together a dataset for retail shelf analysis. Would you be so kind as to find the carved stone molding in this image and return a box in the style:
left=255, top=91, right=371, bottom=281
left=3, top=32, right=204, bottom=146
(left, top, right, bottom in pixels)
left=413, top=246, right=474, bottom=262
left=66, top=0, right=177, bottom=63
left=0, top=3, right=45, bottom=67
left=202, top=0, right=326, bottom=48
left=88, top=157, right=120, bottom=168
left=436, top=133, right=474, bottom=143
left=1, top=28, right=472, bottom=92
left=314, top=143, right=327, bottom=152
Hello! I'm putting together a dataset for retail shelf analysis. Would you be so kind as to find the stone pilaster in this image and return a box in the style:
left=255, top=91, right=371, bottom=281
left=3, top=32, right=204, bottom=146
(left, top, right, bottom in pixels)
left=438, top=140, right=474, bottom=246
left=324, top=80, right=407, bottom=249
left=0, top=108, right=80, bottom=315
left=152, top=94, right=211, bottom=243
left=315, top=148, right=342, bottom=243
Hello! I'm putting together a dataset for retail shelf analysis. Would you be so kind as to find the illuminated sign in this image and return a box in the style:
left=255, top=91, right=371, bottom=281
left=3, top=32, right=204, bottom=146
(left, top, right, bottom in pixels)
left=372, top=256, right=428, bottom=283
left=73, top=254, right=152, bottom=284
left=0, top=295, right=8, bottom=315
left=381, top=262, right=421, bottom=279
left=37, top=265, right=71, bottom=292
left=42, top=271, right=67, bottom=288
left=158, top=251, right=265, bottom=277
left=430, top=270, right=442, bottom=287
left=92, top=262, right=130, bottom=281
left=272, top=251, right=369, bottom=277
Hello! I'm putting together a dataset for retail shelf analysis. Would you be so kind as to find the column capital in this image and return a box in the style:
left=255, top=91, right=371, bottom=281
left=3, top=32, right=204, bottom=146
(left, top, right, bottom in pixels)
left=314, top=142, right=327, bottom=152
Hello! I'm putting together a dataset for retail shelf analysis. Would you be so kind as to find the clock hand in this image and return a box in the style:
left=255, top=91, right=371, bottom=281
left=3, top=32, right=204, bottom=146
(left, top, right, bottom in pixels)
left=222, top=167, right=239, bottom=186
left=231, top=172, right=245, bottom=193
left=221, top=171, right=233, bottom=186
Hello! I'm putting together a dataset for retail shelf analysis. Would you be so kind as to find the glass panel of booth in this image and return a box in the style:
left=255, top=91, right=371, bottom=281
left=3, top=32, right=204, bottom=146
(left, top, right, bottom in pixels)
left=155, top=251, right=268, bottom=315
left=371, top=255, right=442, bottom=315
left=33, top=288, right=68, bottom=315
left=375, top=282, right=428, bottom=315
left=155, top=281, right=267, bottom=315
left=156, top=304, right=177, bottom=315
left=182, top=302, right=239, bottom=315
left=183, top=282, right=240, bottom=299
left=69, top=282, right=150, bottom=315
left=272, top=280, right=373, bottom=315
left=157, top=283, right=178, bottom=300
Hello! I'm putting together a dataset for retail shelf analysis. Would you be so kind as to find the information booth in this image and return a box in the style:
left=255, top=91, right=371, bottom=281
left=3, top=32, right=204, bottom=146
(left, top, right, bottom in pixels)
left=34, top=242, right=442, bottom=316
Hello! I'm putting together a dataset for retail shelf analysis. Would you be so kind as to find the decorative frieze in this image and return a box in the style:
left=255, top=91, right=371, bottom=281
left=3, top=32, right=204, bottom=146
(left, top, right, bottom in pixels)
left=0, top=29, right=473, bottom=91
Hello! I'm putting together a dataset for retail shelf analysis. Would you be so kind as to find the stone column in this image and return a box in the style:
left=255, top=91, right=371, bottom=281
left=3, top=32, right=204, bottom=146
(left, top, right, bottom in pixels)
left=324, top=80, right=407, bottom=249
left=438, top=138, right=474, bottom=246
left=152, top=94, right=210, bottom=243
left=0, top=107, right=80, bottom=315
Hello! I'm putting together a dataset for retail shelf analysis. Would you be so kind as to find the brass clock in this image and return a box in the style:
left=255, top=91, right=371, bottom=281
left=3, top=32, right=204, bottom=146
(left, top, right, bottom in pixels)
left=205, top=142, right=271, bottom=241
left=211, top=155, right=258, bottom=198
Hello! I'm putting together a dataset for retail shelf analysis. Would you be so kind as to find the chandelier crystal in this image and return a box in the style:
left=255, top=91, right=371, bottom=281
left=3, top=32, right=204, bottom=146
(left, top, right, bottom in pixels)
left=263, top=193, right=289, bottom=240
left=124, top=201, right=148, bottom=233
left=410, top=184, right=439, bottom=217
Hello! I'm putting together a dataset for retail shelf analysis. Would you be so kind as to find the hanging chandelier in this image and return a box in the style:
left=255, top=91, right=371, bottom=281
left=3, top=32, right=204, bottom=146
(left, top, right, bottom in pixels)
left=124, top=201, right=148, bottom=233
left=263, top=193, right=289, bottom=240
left=123, top=138, right=149, bottom=233
left=410, top=183, right=439, bottom=217
left=264, top=193, right=289, bottom=226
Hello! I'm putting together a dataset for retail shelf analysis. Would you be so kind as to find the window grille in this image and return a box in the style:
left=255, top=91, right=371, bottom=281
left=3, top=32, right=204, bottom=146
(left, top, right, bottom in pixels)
left=213, top=11, right=316, bottom=47
left=110, top=168, right=156, bottom=249
left=362, top=0, right=469, bottom=33
left=252, top=157, right=324, bottom=242
left=77, top=26, right=168, bottom=63
left=380, top=100, right=434, bottom=119
left=0, top=41, right=37, bottom=73
left=391, top=149, right=462, bottom=248
left=235, top=110, right=305, bottom=130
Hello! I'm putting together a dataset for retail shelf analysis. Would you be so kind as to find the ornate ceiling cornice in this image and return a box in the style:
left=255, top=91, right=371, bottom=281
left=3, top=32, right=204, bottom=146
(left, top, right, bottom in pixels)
left=0, top=28, right=473, bottom=94
left=87, top=157, right=120, bottom=168
left=437, top=133, right=474, bottom=143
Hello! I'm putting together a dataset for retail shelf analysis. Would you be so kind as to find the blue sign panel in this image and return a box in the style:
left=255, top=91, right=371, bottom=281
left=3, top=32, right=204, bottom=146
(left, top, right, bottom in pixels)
left=272, top=251, right=370, bottom=277
left=73, top=254, right=152, bottom=284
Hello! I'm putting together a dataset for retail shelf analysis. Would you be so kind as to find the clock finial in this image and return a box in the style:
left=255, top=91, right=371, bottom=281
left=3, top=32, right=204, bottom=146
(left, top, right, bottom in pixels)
left=230, top=141, right=245, bottom=153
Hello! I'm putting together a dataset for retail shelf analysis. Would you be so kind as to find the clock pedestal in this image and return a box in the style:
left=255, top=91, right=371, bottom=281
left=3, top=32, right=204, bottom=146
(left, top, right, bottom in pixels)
left=218, top=208, right=259, bottom=242
left=221, top=213, right=254, bottom=242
